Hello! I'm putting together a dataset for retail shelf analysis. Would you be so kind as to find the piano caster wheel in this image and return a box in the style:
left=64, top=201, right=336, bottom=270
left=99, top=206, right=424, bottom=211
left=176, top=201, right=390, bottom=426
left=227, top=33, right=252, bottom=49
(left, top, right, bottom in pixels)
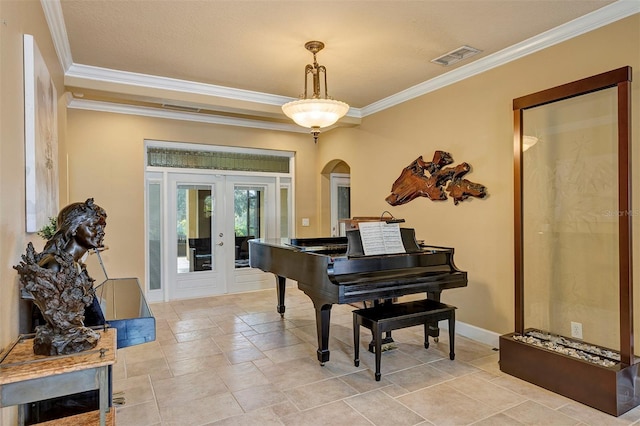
left=375, top=373, right=381, bottom=381
left=354, top=360, right=359, bottom=367
left=424, top=342, right=429, bottom=349
left=450, top=353, right=455, bottom=360
left=320, top=362, right=325, bottom=366
left=434, top=337, right=439, bottom=343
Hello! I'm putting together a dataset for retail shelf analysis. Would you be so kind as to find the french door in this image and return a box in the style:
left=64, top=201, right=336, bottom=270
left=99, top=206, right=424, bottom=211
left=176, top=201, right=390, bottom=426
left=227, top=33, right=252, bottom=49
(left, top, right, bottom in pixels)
left=151, top=172, right=280, bottom=301
left=168, top=173, right=226, bottom=300
left=228, top=176, right=278, bottom=293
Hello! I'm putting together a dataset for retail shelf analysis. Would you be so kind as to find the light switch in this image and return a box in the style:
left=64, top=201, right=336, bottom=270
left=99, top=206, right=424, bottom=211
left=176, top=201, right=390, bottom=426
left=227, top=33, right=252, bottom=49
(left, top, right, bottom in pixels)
left=302, top=218, right=310, bottom=226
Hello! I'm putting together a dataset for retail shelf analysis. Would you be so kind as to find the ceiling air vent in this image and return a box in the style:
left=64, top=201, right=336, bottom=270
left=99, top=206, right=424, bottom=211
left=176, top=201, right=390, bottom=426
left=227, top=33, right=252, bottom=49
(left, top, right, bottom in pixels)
left=431, top=45, right=482, bottom=66
left=161, top=103, right=201, bottom=113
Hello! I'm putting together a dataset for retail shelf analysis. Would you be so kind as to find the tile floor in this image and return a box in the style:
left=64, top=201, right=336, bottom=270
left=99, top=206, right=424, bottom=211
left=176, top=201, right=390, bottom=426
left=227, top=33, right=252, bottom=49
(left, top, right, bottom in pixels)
left=112, top=286, right=640, bottom=425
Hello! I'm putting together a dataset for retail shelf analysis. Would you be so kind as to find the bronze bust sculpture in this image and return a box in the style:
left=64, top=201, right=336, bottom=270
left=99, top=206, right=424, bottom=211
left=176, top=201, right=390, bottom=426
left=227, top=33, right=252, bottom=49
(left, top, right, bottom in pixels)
left=14, top=198, right=107, bottom=355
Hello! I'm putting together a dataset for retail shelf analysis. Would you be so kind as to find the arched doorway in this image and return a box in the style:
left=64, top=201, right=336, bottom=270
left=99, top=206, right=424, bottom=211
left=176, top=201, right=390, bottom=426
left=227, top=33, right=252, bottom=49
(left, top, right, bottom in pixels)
left=321, top=160, right=350, bottom=236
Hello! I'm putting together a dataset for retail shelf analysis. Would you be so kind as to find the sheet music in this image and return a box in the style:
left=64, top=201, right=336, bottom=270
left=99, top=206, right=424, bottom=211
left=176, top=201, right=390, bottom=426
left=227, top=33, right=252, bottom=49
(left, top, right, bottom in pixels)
left=358, top=222, right=406, bottom=255
left=381, top=223, right=406, bottom=253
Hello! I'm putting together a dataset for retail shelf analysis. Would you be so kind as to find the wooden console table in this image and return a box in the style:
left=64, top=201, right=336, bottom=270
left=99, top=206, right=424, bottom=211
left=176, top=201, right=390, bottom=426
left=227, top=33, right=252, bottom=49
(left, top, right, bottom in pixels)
left=0, top=328, right=116, bottom=426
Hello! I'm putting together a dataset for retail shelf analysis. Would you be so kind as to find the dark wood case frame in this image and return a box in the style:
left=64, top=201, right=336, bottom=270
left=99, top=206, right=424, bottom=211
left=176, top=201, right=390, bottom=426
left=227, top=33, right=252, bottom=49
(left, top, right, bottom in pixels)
left=500, top=66, right=634, bottom=416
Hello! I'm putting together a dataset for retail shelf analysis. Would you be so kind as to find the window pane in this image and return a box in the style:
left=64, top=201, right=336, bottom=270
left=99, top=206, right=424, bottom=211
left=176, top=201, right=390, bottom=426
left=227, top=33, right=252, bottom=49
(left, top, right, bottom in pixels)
left=147, top=182, right=162, bottom=290
left=280, top=187, right=289, bottom=238
left=178, top=184, right=212, bottom=273
left=234, top=186, right=263, bottom=268
left=148, top=147, right=289, bottom=173
left=337, top=185, right=351, bottom=220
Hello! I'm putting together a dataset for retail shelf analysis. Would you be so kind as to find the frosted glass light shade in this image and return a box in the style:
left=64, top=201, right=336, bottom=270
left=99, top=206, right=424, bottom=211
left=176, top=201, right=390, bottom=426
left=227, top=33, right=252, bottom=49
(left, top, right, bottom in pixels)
left=282, top=98, right=349, bottom=129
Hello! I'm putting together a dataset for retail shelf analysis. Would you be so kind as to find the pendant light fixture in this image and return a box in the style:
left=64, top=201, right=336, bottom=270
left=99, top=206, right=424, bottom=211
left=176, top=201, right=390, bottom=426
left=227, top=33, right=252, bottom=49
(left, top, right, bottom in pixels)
left=281, top=41, right=349, bottom=143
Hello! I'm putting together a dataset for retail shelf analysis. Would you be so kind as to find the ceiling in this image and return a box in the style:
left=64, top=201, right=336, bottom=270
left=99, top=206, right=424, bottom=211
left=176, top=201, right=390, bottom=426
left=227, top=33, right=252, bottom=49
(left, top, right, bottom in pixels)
left=50, top=0, right=630, bottom=132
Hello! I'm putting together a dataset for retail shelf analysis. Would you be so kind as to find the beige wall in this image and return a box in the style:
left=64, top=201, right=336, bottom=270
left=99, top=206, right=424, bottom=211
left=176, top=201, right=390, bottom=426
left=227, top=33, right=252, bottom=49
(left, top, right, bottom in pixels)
left=318, top=14, right=640, bottom=336
left=65, top=110, right=318, bottom=285
left=0, top=1, right=66, bottom=424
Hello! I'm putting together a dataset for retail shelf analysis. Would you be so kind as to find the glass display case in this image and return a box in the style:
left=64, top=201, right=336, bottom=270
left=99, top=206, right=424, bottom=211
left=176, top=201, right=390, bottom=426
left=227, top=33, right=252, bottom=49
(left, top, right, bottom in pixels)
left=94, top=277, right=156, bottom=349
left=499, top=67, right=635, bottom=416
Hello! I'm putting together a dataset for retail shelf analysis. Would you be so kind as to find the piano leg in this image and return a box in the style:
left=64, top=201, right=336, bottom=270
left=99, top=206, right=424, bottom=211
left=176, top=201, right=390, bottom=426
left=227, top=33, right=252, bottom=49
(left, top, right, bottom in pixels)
left=426, top=291, right=442, bottom=342
left=313, top=301, right=333, bottom=365
left=276, top=275, right=287, bottom=317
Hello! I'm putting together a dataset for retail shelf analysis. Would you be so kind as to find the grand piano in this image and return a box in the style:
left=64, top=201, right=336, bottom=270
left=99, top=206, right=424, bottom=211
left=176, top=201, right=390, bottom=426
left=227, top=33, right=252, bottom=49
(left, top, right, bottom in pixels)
left=249, top=227, right=467, bottom=364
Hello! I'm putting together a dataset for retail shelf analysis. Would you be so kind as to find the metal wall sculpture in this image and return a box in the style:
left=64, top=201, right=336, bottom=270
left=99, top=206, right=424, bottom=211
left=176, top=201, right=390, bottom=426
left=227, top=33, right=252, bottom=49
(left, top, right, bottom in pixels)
left=386, top=150, right=487, bottom=206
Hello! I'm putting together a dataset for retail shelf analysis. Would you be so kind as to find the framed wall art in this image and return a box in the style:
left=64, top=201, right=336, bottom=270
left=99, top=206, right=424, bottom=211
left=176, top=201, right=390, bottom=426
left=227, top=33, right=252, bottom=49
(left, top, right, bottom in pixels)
left=24, top=34, right=58, bottom=232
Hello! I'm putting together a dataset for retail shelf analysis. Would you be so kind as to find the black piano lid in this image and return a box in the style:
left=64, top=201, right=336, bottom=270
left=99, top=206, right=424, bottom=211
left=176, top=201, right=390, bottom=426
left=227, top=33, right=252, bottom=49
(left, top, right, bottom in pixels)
left=289, top=236, right=347, bottom=247
left=286, top=236, right=348, bottom=253
left=259, top=231, right=452, bottom=257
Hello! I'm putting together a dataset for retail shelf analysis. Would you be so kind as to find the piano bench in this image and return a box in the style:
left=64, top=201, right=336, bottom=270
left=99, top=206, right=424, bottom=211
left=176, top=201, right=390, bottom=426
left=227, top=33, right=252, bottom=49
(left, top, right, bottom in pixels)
left=353, top=299, right=456, bottom=381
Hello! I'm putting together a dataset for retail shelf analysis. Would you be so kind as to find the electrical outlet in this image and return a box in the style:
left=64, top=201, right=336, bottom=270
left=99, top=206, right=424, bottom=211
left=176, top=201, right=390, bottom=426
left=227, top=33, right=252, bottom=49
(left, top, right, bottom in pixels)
left=571, top=321, right=583, bottom=339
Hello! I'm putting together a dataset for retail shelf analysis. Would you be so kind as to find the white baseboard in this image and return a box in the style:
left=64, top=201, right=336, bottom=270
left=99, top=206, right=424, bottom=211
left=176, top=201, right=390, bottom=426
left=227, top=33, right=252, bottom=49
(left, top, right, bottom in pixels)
left=440, top=320, right=501, bottom=349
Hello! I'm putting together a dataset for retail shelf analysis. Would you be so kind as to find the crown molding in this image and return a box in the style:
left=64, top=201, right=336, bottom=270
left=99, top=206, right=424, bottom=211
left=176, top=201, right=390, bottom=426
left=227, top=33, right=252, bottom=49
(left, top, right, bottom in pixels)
left=47, top=0, right=635, bottom=126
left=361, top=0, right=640, bottom=116
left=66, top=64, right=293, bottom=106
left=66, top=96, right=309, bottom=134
left=40, top=0, right=72, bottom=71
left=66, top=63, right=362, bottom=119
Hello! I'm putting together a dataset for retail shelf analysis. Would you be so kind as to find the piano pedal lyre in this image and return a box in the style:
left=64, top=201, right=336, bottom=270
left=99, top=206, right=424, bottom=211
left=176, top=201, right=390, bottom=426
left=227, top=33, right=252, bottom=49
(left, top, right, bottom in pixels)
left=380, top=342, right=397, bottom=352
left=368, top=334, right=396, bottom=353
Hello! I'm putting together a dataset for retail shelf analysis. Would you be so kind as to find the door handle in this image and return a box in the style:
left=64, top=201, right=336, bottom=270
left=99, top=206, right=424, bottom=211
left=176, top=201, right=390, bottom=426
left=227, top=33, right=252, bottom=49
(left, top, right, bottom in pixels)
left=217, top=241, right=224, bottom=246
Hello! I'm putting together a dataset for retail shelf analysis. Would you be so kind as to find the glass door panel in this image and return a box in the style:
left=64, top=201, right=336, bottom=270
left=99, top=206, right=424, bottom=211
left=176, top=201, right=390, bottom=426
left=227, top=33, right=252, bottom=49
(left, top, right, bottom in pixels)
left=147, top=180, right=162, bottom=292
left=234, top=186, right=264, bottom=268
left=178, top=184, right=213, bottom=273
left=337, top=185, right=351, bottom=219
left=280, top=186, right=290, bottom=238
